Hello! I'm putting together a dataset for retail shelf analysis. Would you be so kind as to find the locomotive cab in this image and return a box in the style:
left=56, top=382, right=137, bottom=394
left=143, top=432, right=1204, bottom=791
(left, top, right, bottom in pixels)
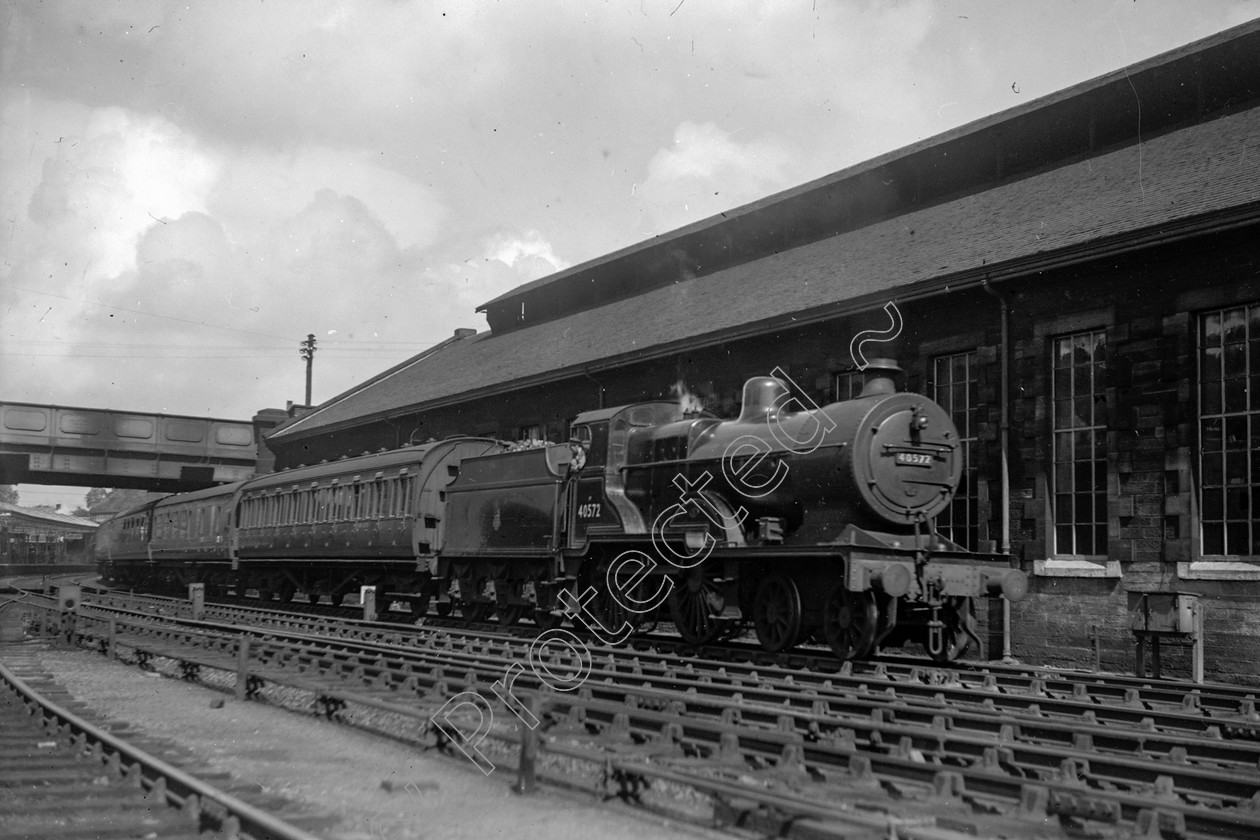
left=567, top=401, right=717, bottom=548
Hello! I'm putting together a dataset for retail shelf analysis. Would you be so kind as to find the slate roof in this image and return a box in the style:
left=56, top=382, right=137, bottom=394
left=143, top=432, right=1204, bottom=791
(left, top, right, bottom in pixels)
left=271, top=97, right=1260, bottom=443
left=475, top=18, right=1260, bottom=330
left=0, top=503, right=99, bottom=531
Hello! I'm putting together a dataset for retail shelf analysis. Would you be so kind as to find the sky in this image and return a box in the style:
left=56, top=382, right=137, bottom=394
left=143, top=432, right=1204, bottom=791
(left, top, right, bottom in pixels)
left=3, top=0, right=1256, bottom=511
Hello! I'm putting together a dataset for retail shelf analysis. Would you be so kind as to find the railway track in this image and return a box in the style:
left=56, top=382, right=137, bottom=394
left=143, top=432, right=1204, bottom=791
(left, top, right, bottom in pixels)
left=0, top=637, right=325, bottom=840
left=17, top=585, right=1260, bottom=838
left=86, top=586, right=1260, bottom=726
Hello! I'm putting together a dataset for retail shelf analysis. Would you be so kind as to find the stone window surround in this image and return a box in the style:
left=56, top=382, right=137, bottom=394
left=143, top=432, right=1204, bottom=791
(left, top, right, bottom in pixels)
left=1179, top=285, right=1260, bottom=581
left=1032, top=307, right=1122, bottom=578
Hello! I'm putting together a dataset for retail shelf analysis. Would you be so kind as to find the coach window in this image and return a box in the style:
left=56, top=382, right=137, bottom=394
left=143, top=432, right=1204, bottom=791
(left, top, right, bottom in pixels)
left=932, top=351, right=980, bottom=550
left=399, top=474, right=414, bottom=516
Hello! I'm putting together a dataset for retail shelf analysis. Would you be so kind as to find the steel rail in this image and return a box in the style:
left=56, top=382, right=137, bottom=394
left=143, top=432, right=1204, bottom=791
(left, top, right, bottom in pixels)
left=135, top=586, right=1260, bottom=715
left=61, top=604, right=1260, bottom=808
left=83, top=587, right=1260, bottom=711
left=0, top=656, right=324, bottom=840
left=66, top=593, right=1260, bottom=768
left=41, top=595, right=1260, bottom=839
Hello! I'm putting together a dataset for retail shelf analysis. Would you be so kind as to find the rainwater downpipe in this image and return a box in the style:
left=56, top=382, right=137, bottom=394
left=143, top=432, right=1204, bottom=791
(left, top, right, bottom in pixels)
left=582, top=369, right=606, bottom=409
left=982, top=276, right=1014, bottom=662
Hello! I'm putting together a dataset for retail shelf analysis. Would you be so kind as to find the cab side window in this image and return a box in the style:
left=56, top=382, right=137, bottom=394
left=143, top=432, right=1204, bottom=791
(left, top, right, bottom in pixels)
left=581, top=422, right=608, bottom=468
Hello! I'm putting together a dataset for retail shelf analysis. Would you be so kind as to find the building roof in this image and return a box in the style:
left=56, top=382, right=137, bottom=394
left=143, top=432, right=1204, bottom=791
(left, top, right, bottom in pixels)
left=476, top=18, right=1260, bottom=332
left=271, top=20, right=1260, bottom=444
left=0, top=503, right=99, bottom=532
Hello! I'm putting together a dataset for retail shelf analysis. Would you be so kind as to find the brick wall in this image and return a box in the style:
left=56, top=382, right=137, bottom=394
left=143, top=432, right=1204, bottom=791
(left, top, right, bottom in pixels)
left=1000, top=229, right=1260, bottom=684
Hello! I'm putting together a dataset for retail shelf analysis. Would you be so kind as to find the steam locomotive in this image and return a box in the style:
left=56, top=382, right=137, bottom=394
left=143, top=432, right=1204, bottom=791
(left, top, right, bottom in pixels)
left=96, top=360, right=1027, bottom=662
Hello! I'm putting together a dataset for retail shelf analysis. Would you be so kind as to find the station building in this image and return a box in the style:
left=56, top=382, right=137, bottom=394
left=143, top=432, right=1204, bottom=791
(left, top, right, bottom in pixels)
left=266, top=21, right=1260, bottom=682
left=0, top=503, right=98, bottom=567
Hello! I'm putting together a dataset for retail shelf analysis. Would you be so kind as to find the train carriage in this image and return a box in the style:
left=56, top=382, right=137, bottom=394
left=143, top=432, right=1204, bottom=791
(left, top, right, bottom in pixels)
left=229, top=438, right=503, bottom=606
left=95, top=500, right=162, bottom=585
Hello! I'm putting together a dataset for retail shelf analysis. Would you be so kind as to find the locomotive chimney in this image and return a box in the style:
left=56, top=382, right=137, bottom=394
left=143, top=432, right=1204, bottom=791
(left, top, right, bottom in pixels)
left=737, top=376, right=791, bottom=423
left=858, top=359, right=902, bottom=397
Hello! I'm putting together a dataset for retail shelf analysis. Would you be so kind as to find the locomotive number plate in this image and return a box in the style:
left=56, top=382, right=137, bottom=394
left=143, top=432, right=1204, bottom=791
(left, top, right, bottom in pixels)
left=895, top=451, right=934, bottom=467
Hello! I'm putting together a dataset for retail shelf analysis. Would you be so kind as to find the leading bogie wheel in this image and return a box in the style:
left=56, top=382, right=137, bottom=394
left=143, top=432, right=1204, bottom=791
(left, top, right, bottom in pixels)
left=752, top=574, right=803, bottom=653
left=823, top=586, right=878, bottom=661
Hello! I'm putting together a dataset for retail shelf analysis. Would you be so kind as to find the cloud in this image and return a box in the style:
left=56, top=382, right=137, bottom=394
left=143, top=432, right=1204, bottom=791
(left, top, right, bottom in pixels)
left=635, top=121, right=792, bottom=233
left=0, top=97, right=442, bottom=415
left=209, top=147, right=445, bottom=252
left=427, top=228, right=573, bottom=321
left=487, top=230, right=570, bottom=274
left=14, top=105, right=218, bottom=281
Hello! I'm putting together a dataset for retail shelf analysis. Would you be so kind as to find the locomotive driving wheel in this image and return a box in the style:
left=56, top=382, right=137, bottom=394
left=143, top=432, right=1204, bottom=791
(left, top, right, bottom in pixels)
left=667, top=566, right=726, bottom=645
left=822, top=586, right=878, bottom=661
left=752, top=574, right=804, bottom=653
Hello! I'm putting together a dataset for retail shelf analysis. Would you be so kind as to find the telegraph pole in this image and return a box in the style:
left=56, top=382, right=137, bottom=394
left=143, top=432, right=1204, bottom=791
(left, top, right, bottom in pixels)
left=299, top=334, right=317, bottom=405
